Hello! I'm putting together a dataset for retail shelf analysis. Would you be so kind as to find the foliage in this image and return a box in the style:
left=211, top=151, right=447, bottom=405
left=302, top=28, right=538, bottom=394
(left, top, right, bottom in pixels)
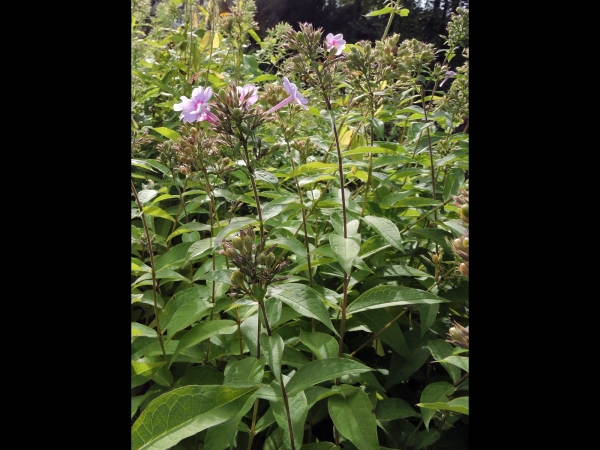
left=132, top=1, right=469, bottom=449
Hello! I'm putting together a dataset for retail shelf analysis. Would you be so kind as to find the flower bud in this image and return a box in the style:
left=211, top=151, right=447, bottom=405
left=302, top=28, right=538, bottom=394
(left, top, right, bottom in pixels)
left=267, top=252, right=276, bottom=266
left=189, top=127, right=198, bottom=137
left=351, top=165, right=358, bottom=175
left=225, top=248, right=237, bottom=259
left=230, top=270, right=245, bottom=287
left=244, top=235, right=254, bottom=256
left=232, top=237, right=244, bottom=252
left=231, top=108, right=243, bottom=120
left=257, top=253, right=269, bottom=265
left=459, top=262, right=469, bottom=277
left=432, top=254, right=439, bottom=264
left=461, top=203, right=469, bottom=218
left=179, top=165, right=188, bottom=175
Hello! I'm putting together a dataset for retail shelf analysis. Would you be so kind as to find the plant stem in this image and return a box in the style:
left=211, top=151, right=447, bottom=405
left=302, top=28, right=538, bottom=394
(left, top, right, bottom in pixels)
left=131, top=180, right=168, bottom=362
left=280, top=374, right=296, bottom=450
left=246, top=398, right=260, bottom=450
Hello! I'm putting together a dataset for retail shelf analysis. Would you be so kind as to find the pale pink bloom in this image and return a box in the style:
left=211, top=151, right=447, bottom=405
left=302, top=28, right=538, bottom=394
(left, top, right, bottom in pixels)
left=236, top=84, right=258, bottom=109
left=325, top=33, right=346, bottom=55
left=265, top=77, right=309, bottom=115
left=173, top=86, right=219, bottom=124
left=440, top=70, right=457, bottom=87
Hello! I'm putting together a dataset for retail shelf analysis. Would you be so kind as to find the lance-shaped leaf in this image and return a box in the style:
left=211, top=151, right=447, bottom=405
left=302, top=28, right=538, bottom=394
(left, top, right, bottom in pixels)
left=417, top=396, right=469, bottom=415
left=375, top=397, right=420, bottom=421
left=268, top=284, right=338, bottom=336
left=262, top=333, right=284, bottom=380
left=170, top=320, right=237, bottom=364
left=131, top=384, right=260, bottom=450
left=418, top=303, right=439, bottom=337
left=285, top=358, right=373, bottom=397
left=346, top=286, right=448, bottom=315
left=329, top=234, right=360, bottom=274
left=142, top=205, right=175, bottom=223
left=439, top=355, right=469, bottom=372
left=132, top=323, right=157, bottom=339
left=271, top=379, right=308, bottom=450
left=328, top=386, right=379, bottom=450
left=224, top=356, right=264, bottom=384
left=213, top=217, right=258, bottom=250
left=299, top=329, right=338, bottom=359
left=419, top=381, right=456, bottom=430
left=361, top=215, right=402, bottom=250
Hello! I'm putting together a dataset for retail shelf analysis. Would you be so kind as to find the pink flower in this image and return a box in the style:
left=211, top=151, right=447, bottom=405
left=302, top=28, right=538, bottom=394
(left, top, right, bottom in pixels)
left=236, top=84, right=259, bottom=109
left=265, top=77, right=309, bottom=115
left=173, top=86, right=219, bottom=124
left=440, top=70, right=457, bottom=87
left=325, top=33, right=346, bottom=56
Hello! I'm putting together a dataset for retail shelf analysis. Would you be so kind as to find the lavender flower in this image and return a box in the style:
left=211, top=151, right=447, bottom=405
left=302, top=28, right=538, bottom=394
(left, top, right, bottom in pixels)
left=173, top=86, right=219, bottom=124
left=440, top=70, right=457, bottom=87
left=325, top=33, right=346, bottom=55
left=236, top=84, right=258, bottom=109
left=265, top=77, right=309, bottom=114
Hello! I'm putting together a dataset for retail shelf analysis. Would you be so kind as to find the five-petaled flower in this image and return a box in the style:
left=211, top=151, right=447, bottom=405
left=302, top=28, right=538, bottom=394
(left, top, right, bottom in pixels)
left=440, top=70, right=457, bottom=87
left=265, top=77, right=309, bottom=115
left=325, top=33, right=346, bottom=56
left=237, top=84, right=258, bottom=109
left=173, top=86, right=220, bottom=124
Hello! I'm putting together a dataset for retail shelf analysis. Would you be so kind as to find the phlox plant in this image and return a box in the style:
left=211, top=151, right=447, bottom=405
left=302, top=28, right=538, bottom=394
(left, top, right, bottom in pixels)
left=131, top=1, right=469, bottom=449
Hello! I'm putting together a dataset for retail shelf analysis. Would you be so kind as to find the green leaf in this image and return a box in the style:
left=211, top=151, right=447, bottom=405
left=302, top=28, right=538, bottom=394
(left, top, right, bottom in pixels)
left=347, top=286, right=449, bottom=315
left=167, top=222, right=212, bottom=242
left=143, top=205, right=175, bottom=223
left=268, top=284, right=338, bottom=336
left=132, top=323, right=158, bottom=339
left=299, top=329, right=338, bottom=359
left=419, top=382, right=456, bottom=430
left=263, top=333, right=284, bottom=380
left=224, top=357, right=265, bottom=384
left=171, top=320, right=238, bottom=364
left=131, top=384, right=260, bottom=450
left=417, top=396, right=469, bottom=415
left=361, top=215, right=402, bottom=250
left=354, top=309, right=410, bottom=357
left=151, top=126, right=181, bottom=141
left=440, top=356, right=469, bottom=372
left=285, top=162, right=338, bottom=180
left=365, top=6, right=395, bottom=17
left=285, top=358, right=373, bottom=397
left=184, top=238, right=214, bottom=265
left=442, top=168, right=465, bottom=201
left=375, top=397, right=420, bottom=420
left=213, top=217, right=259, bottom=250
left=155, top=242, right=193, bottom=271
left=328, top=386, right=379, bottom=450
left=329, top=234, right=360, bottom=274
left=418, top=303, right=439, bottom=337
left=341, top=146, right=398, bottom=157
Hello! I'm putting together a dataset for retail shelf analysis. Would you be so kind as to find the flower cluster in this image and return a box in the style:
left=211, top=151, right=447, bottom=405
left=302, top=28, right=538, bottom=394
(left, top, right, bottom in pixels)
left=173, top=76, right=310, bottom=127
left=219, top=227, right=291, bottom=296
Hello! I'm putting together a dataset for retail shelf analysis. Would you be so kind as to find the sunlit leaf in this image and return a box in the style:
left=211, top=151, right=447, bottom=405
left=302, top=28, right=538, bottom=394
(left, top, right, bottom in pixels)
left=362, top=215, right=402, bottom=250
left=171, top=320, right=238, bottom=364
left=347, top=286, right=448, bottom=315
left=329, top=234, right=360, bottom=274
left=285, top=358, right=373, bottom=397
left=131, top=384, right=259, bottom=450
left=151, top=126, right=181, bottom=141
left=417, top=396, right=469, bottom=415
left=143, top=205, right=175, bottom=223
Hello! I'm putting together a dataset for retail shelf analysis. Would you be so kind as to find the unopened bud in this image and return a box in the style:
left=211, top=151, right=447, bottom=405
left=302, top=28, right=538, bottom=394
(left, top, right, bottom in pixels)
left=432, top=254, right=439, bottom=264
left=267, top=253, right=276, bottom=266
left=179, top=165, right=188, bottom=175
left=232, top=237, right=244, bottom=251
left=189, top=127, right=198, bottom=137
left=461, top=203, right=469, bottom=218
left=231, top=108, right=243, bottom=120
left=244, top=236, right=254, bottom=256
left=230, top=270, right=245, bottom=287
left=225, top=248, right=237, bottom=258
left=351, top=165, right=358, bottom=175
left=221, top=157, right=231, bottom=166
left=257, top=253, right=269, bottom=265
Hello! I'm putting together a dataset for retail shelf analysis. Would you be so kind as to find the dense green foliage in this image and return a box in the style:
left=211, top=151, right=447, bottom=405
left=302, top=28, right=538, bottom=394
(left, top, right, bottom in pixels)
left=132, top=1, right=469, bottom=449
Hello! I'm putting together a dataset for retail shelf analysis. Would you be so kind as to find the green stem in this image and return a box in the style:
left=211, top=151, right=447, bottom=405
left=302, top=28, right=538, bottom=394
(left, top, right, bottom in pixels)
left=131, top=180, right=168, bottom=362
left=350, top=306, right=411, bottom=356
left=280, top=374, right=296, bottom=450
